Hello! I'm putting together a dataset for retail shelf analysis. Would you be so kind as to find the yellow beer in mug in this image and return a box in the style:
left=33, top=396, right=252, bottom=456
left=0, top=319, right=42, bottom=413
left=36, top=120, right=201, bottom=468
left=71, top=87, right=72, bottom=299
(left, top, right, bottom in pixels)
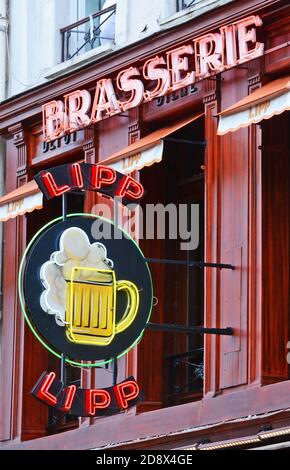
left=65, top=267, right=139, bottom=346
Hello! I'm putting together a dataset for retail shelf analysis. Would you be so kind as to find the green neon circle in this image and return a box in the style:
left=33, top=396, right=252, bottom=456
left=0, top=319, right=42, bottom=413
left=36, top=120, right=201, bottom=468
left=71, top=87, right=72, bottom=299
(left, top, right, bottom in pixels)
left=18, top=213, right=153, bottom=368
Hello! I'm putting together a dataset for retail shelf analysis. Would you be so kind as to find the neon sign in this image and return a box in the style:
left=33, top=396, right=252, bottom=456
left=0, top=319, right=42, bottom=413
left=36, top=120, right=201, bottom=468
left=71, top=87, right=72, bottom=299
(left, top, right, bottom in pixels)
left=34, top=163, right=144, bottom=204
left=20, top=214, right=153, bottom=368
left=20, top=214, right=152, bottom=417
left=42, top=15, right=264, bottom=141
left=31, top=372, right=140, bottom=417
left=40, top=228, right=140, bottom=347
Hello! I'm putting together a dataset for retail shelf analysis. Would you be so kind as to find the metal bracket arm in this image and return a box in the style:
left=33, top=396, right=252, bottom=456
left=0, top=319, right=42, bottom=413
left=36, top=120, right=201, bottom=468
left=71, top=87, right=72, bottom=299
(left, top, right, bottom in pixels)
left=145, top=258, right=235, bottom=270
left=147, top=323, right=233, bottom=336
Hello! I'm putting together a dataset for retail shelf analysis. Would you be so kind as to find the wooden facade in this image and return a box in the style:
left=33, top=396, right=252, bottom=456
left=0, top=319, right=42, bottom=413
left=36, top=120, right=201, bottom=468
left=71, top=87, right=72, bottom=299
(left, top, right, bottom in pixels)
left=0, top=0, right=290, bottom=450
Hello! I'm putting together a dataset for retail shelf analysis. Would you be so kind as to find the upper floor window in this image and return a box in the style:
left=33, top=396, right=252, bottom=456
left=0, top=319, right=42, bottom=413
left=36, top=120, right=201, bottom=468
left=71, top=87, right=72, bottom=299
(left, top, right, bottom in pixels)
left=61, top=0, right=116, bottom=62
left=85, top=0, right=107, bottom=16
left=176, top=0, right=196, bottom=12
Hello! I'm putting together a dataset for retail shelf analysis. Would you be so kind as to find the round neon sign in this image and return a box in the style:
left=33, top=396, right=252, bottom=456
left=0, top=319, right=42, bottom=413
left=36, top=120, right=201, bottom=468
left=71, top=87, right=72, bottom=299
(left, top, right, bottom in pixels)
left=19, top=214, right=153, bottom=367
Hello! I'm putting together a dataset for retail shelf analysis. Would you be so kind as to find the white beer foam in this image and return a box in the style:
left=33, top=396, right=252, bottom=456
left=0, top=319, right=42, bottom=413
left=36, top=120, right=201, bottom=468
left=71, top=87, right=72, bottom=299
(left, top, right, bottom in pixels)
left=40, top=227, right=113, bottom=327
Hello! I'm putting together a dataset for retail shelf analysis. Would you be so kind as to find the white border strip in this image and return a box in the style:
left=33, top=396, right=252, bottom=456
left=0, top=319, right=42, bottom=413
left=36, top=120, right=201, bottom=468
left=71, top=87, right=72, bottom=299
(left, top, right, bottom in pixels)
left=109, top=142, right=164, bottom=174
left=0, top=192, right=43, bottom=222
left=218, top=91, right=290, bottom=135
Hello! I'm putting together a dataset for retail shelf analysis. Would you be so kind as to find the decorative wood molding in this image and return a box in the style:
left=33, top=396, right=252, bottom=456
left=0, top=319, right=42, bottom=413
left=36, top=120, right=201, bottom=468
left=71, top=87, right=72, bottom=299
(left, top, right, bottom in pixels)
left=83, top=127, right=96, bottom=164
left=203, top=78, right=218, bottom=104
left=129, top=108, right=141, bottom=145
left=8, top=124, right=28, bottom=178
left=247, top=57, right=262, bottom=87
left=203, top=100, right=221, bottom=398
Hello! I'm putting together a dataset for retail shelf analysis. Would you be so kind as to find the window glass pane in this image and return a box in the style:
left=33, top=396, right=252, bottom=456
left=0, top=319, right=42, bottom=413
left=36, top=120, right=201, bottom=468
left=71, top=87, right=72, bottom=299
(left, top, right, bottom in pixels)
left=139, top=116, right=205, bottom=409
left=177, top=0, right=196, bottom=12
left=262, top=111, right=290, bottom=383
left=85, top=0, right=106, bottom=16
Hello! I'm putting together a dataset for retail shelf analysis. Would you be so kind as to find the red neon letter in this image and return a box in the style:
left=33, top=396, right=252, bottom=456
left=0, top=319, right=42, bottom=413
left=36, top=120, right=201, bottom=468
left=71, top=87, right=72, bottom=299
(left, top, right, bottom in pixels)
left=64, top=90, right=91, bottom=132
left=41, top=172, right=70, bottom=198
left=42, top=100, right=65, bottom=142
left=116, top=176, right=144, bottom=200
left=194, top=33, right=223, bottom=78
left=114, top=380, right=140, bottom=410
left=71, top=163, right=84, bottom=189
left=236, top=15, right=264, bottom=64
left=91, top=79, right=121, bottom=123
left=167, top=45, right=195, bottom=92
left=86, top=390, right=111, bottom=417
left=63, top=385, right=77, bottom=411
left=37, top=372, right=57, bottom=406
left=91, top=165, right=117, bottom=190
left=220, top=25, right=237, bottom=68
left=117, top=67, right=144, bottom=112
left=143, top=56, right=170, bottom=102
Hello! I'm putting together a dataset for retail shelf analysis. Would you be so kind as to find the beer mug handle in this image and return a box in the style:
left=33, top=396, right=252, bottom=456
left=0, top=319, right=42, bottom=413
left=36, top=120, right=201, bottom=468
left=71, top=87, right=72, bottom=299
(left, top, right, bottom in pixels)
left=115, top=281, right=139, bottom=334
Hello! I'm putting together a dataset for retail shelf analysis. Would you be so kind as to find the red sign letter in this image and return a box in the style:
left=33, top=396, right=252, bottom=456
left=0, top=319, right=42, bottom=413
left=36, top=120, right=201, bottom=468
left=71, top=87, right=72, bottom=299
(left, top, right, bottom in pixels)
left=64, top=90, right=91, bottom=132
left=236, top=15, right=264, bottom=64
left=62, top=385, right=77, bottom=412
left=114, top=380, right=140, bottom=410
left=117, top=67, right=145, bottom=111
left=91, top=165, right=117, bottom=190
left=91, top=79, right=121, bottom=123
left=86, top=390, right=111, bottom=417
left=41, top=172, right=70, bottom=198
left=143, top=56, right=170, bottom=102
left=71, top=163, right=84, bottom=189
left=37, top=372, right=58, bottom=406
left=167, top=45, right=195, bottom=92
left=116, top=176, right=144, bottom=200
left=42, top=100, right=65, bottom=142
left=194, top=33, right=223, bottom=78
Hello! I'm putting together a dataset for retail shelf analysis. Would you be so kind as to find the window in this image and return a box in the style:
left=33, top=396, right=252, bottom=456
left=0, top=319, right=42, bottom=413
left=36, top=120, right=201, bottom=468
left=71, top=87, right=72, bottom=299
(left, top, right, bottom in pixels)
left=85, top=0, right=106, bottom=16
left=61, top=0, right=116, bottom=62
left=261, top=111, right=290, bottom=385
left=176, top=0, right=196, bottom=12
left=138, top=116, right=205, bottom=411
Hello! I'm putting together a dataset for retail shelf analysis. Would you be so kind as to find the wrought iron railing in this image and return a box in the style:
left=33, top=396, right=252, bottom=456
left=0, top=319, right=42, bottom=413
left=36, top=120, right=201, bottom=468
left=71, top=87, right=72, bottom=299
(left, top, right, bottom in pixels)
left=176, top=0, right=196, bottom=12
left=60, top=4, right=116, bottom=62
left=167, top=348, right=204, bottom=402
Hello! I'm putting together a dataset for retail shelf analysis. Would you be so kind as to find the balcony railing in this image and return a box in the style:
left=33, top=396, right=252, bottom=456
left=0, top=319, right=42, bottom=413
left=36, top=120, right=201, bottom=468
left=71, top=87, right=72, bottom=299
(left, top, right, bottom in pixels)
left=60, top=4, right=116, bottom=62
left=176, top=0, right=196, bottom=12
left=167, top=348, right=204, bottom=404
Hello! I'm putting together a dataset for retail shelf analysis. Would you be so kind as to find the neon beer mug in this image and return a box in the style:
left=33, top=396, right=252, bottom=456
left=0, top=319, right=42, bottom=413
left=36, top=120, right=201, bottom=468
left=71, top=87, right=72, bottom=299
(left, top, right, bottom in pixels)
left=65, top=267, right=139, bottom=346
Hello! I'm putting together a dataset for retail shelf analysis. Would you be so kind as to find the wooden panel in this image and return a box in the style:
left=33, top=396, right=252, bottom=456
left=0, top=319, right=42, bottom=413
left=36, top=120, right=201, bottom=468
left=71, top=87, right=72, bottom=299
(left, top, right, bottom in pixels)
left=262, top=112, right=290, bottom=383
left=141, top=83, right=203, bottom=123
left=204, top=100, right=220, bottom=397
left=0, top=138, right=23, bottom=441
left=98, top=115, right=129, bottom=162
left=220, top=247, right=245, bottom=388
left=138, top=161, right=166, bottom=412
left=29, top=124, right=86, bottom=167
left=248, top=121, right=263, bottom=386
left=21, top=327, right=48, bottom=440
left=264, top=16, right=290, bottom=74
left=219, top=68, right=249, bottom=389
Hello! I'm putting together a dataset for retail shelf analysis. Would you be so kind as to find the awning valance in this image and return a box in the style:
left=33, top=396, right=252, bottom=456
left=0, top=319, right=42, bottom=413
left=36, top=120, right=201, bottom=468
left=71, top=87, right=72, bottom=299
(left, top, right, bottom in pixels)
left=102, top=112, right=204, bottom=173
left=0, top=113, right=204, bottom=221
left=217, top=76, right=290, bottom=136
left=0, top=180, right=43, bottom=222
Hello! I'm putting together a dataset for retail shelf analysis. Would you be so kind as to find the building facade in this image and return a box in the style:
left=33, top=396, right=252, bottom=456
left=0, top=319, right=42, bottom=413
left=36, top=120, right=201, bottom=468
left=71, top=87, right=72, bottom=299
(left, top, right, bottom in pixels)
left=0, top=0, right=290, bottom=450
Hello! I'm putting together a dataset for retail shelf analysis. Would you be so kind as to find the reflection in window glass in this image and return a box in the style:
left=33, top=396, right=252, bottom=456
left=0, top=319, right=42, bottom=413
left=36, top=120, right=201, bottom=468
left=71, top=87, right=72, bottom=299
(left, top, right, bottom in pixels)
left=85, top=0, right=106, bottom=17
left=177, top=0, right=196, bottom=13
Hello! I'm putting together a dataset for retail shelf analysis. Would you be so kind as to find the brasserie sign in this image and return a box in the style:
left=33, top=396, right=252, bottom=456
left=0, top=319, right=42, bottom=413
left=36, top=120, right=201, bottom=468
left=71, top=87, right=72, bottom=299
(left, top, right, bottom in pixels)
left=42, top=15, right=264, bottom=142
